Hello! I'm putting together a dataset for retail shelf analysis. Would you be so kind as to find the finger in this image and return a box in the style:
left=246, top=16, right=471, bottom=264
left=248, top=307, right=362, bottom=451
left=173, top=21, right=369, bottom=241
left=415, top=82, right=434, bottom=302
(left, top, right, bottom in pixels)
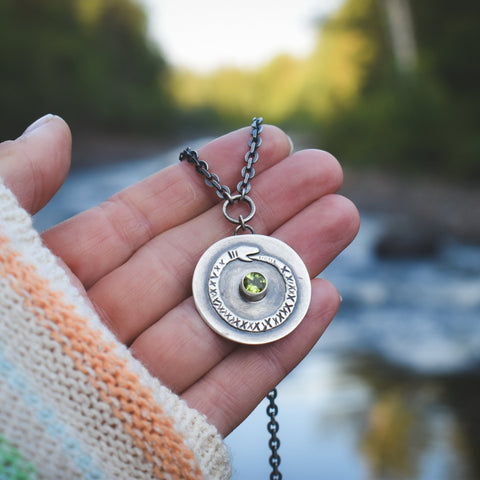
left=0, top=115, right=71, bottom=214
left=181, top=278, right=340, bottom=437
left=129, top=193, right=359, bottom=392
left=130, top=297, right=232, bottom=393
left=90, top=150, right=344, bottom=343
left=42, top=125, right=291, bottom=288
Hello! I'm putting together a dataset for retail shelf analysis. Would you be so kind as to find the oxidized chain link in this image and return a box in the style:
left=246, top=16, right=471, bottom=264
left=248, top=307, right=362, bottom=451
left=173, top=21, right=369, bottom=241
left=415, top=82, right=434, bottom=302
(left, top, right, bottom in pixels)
left=179, top=117, right=263, bottom=234
left=179, top=147, right=233, bottom=202
left=267, top=389, right=282, bottom=480
left=237, top=117, right=263, bottom=197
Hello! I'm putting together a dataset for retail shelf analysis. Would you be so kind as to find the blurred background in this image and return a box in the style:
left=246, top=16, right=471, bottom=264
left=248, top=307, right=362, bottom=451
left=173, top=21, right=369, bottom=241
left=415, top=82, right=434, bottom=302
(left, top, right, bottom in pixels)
left=2, top=0, right=480, bottom=478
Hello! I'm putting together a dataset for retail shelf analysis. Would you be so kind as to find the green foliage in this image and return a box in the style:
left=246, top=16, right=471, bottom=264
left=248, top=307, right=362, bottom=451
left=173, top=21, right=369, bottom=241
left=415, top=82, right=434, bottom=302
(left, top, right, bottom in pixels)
left=0, top=0, right=171, bottom=138
left=170, top=0, right=480, bottom=180
left=169, top=56, right=307, bottom=127
left=298, top=0, right=387, bottom=119
left=1, top=0, right=477, bottom=178
left=322, top=0, right=480, bottom=179
left=321, top=72, right=452, bottom=170
left=169, top=0, right=385, bottom=126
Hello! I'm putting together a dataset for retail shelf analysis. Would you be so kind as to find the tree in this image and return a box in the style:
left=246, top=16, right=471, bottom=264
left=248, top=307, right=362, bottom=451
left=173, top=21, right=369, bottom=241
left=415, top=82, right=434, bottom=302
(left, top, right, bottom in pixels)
left=0, top=0, right=171, bottom=138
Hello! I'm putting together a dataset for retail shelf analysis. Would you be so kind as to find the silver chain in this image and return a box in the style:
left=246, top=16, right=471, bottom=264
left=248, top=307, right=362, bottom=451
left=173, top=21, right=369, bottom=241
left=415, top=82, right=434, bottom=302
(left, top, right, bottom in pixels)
left=237, top=116, right=263, bottom=197
left=178, top=147, right=233, bottom=201
left=267, top=388, right=282, bottom=480
left=179, top=117, right=282, bottom=479
left=179, top=117, right=263, bottom=234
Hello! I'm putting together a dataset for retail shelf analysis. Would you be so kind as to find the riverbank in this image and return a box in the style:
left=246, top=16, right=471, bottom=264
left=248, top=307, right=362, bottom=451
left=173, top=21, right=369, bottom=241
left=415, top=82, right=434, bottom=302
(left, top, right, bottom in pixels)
left=341, top=167, right=480, bottom=245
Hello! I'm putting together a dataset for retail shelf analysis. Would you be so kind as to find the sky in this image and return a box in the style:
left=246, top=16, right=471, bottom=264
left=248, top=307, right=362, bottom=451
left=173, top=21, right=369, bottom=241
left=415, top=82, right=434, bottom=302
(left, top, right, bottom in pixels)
left=140, top=0, right=345, bottom=72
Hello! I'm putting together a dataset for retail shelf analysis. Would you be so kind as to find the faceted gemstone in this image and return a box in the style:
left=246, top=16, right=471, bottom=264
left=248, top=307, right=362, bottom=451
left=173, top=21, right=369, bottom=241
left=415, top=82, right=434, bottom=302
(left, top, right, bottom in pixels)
left=243, top=272, right=267, bottom=294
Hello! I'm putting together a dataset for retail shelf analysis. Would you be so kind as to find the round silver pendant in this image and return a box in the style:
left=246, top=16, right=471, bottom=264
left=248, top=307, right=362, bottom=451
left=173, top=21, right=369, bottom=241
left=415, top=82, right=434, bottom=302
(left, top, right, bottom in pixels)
left=192, top=235, right=311, bottom=344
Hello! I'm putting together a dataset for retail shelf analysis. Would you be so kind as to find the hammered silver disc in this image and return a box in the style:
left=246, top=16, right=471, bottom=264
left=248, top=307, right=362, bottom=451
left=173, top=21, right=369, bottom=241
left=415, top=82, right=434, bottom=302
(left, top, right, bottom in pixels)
left=192, top=235, right=311, bottom=345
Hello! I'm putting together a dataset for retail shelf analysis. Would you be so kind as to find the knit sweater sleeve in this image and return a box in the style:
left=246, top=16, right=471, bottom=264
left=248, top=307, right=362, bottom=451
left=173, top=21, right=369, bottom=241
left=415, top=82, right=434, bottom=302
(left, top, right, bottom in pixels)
left=0, top=182, right=232, bottom=480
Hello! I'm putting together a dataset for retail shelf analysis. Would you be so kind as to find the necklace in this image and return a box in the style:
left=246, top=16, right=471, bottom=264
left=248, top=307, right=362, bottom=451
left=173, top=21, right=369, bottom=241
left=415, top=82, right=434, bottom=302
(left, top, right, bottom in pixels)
left=180, top=117, right=311, bottom=479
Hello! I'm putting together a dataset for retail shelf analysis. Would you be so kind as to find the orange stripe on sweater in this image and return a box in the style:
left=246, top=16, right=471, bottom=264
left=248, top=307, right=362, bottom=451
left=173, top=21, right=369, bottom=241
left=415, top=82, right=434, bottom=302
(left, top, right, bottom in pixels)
left=0, top=236, right=202, bottom=480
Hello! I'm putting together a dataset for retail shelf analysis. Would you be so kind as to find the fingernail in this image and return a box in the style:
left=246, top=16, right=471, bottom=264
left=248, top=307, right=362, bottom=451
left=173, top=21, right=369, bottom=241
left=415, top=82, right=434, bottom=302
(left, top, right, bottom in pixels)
left=339, top=294, right=343, bottom=303
left=23, top=114, right=55, bottom=136
left=286, top=134, right=294, bottom=155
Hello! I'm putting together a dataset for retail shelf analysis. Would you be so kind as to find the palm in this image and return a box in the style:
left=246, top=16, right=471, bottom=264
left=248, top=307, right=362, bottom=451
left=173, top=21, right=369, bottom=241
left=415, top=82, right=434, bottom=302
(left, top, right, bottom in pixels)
left=1, top=116, right=359, bottom=437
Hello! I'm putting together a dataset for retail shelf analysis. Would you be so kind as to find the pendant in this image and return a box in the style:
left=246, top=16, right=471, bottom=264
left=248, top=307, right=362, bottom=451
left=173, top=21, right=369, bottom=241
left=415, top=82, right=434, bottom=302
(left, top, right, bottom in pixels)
left=192, top=235, right=311, bottom=344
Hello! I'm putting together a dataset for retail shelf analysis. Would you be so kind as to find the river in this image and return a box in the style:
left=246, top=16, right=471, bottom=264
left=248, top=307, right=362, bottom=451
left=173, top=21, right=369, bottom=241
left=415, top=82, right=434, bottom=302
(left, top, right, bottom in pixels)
left=34, top=150, right=480, bottom=480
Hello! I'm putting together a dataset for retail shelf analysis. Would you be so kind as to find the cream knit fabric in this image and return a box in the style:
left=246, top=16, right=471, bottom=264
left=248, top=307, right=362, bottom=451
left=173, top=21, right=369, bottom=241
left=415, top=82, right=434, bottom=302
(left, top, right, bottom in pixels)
left=0, top=182, right=231, bottom=480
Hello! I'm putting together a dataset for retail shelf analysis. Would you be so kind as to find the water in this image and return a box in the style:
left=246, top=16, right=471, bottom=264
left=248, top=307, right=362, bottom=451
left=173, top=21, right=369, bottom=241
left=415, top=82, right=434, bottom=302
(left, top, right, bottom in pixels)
left=324, top=215, right=480, bottom=373
left=35, top=152, right=480, bottom=480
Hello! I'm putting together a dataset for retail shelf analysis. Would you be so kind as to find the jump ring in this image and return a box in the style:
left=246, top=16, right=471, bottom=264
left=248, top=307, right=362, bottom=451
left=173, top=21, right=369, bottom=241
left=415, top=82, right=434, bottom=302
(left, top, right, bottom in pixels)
left=234, top=224, right=255, bottom=235
left=223, top=194, right=256, bottom=225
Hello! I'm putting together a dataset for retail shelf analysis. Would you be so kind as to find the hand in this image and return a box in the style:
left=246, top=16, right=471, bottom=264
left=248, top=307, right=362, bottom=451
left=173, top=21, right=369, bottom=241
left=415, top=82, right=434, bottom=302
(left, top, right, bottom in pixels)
left=1, top=115, right=359, bottom=437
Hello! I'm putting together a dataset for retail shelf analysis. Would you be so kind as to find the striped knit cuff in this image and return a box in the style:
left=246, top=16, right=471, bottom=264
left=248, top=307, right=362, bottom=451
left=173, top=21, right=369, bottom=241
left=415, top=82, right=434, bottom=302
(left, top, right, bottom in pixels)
left=0, top=182, right=231, bottom=480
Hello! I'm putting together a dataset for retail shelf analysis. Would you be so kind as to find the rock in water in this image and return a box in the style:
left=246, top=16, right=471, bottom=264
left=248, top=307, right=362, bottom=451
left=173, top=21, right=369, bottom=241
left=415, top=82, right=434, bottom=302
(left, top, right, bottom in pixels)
left=375, top=218, right=439, bottom=259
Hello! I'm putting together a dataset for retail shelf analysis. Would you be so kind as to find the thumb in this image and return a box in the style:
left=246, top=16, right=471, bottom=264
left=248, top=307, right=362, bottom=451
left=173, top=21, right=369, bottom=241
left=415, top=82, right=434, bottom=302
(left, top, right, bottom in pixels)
left=0, top=114, right=71, bottom=215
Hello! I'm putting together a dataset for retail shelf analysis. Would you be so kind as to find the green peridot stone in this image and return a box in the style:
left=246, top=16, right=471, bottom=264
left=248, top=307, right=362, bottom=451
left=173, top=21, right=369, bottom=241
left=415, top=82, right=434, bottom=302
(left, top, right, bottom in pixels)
left=243, top=272, right=267, bottom=294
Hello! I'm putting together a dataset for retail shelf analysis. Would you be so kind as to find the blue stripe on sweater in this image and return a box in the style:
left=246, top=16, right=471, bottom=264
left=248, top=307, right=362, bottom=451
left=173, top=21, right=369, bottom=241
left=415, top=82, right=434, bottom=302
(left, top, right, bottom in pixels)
left=0, top=349, right=104, bottom=480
